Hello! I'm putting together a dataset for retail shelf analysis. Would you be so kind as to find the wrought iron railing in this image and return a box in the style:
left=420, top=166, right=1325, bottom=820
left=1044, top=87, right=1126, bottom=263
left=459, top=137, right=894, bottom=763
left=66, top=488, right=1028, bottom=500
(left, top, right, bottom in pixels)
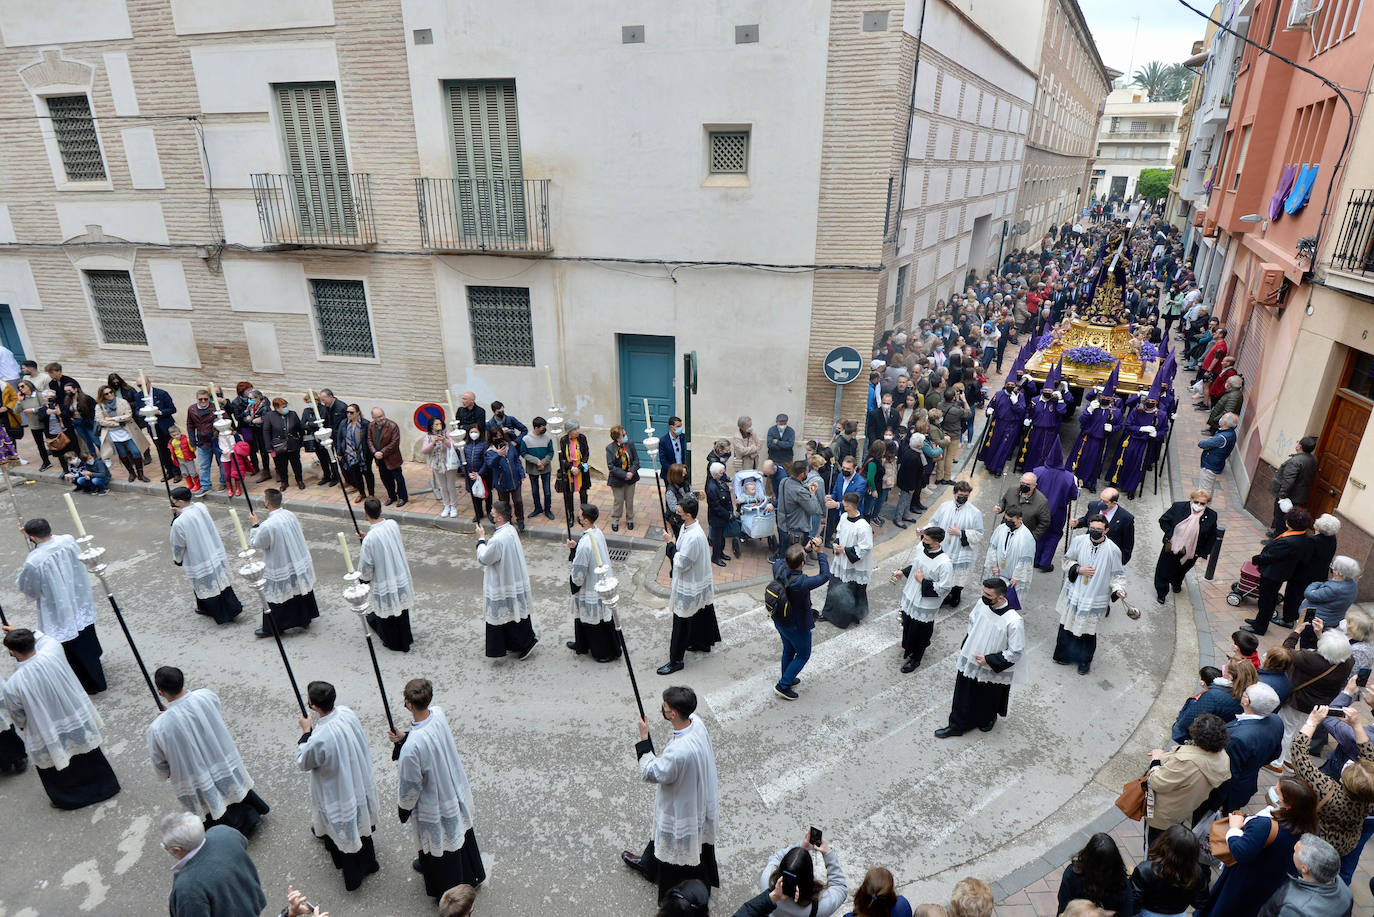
left=250, top=172, right=376, bottom=246
left=415, top=178, right=552, bottom=254
left=1330, top=189, right=1374, bottom=276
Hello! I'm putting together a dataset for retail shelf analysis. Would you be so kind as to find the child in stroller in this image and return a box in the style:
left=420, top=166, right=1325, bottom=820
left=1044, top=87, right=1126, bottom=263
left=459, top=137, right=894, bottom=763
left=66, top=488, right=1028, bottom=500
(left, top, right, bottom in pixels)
left=732, top=468, right=779, bottom=555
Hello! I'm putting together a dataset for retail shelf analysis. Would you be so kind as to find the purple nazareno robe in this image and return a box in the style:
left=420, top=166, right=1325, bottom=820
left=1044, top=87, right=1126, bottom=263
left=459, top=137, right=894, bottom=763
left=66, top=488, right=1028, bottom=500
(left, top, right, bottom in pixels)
left=977, top=390, right=1027, bottom=475
left=1107, top=407, right=1167, bottom=496
left=1071, top=402, right=1121, bottom=491
left=1019, top=395, right=1067, bottom=471
left=1031, top=461, right=1079, bottom=568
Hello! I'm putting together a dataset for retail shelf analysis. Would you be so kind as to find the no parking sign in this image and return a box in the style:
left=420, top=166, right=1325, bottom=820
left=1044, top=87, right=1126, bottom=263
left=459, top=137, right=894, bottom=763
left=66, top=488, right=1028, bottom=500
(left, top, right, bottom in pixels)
left=414, top=403, right=444, bottom=431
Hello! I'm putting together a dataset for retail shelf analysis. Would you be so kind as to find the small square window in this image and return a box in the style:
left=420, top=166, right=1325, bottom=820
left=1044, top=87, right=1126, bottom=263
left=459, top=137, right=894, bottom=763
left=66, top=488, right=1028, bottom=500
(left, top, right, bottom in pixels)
left=709, top=131, right=749, bottom=174
left=468, top=286, right=535, bottom=366
left=310, top=279, right=376, bottom=358
left=47, top=95, right=106, bottom=182
left=85, top=270, right=146, bottom=345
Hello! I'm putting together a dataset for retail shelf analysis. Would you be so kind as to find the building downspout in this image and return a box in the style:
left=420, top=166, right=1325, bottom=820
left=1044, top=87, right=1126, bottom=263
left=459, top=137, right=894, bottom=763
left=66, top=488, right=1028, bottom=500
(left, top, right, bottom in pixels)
left=889, top=0, right=928, bottom=247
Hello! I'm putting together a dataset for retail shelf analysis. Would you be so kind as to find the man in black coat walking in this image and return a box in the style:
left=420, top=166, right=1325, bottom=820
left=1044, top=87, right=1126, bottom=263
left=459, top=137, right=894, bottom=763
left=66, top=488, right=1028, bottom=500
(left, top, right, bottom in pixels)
left=1243, top=507, right=1314, bottom=635
left=1072, top=486, right=1135, bottom=564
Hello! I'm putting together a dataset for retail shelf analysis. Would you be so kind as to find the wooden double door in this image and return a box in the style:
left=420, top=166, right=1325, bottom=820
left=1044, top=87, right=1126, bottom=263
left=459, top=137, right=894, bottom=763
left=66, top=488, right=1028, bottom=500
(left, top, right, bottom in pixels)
left=1311, top=388, right=1371, bottom=519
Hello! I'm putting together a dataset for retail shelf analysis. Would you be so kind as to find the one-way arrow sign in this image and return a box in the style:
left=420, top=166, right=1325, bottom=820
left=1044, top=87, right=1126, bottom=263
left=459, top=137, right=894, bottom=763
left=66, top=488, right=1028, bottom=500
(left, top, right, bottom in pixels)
left=822, top=346, right=864, bottom=384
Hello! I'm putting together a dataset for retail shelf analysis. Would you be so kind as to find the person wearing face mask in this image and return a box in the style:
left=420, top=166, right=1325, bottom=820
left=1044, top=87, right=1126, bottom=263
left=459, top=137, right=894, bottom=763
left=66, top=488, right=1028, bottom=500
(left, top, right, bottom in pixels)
left=977, top=379, right=1028, bottom=477
left=865, top=394, right=898, bottom=449
left=1072, top=389, right=1121, bottom=492
left=984, top=506, right=1036, bottom=609
left=557, top=419, right=592, bottom=511
left=1017, top=383, right=1068, bottom=473
left=823, top=455, right=867, bottom=542
left=892, top=526, right=954, bottom=673
left=462, top=424, right=492, bottom=524
left=604, top=424, right=640, bottom=533
left=1107, top=394, right=1168, bottom=499
left=729, top=417, right=760, bottom=476
left=1054, top=515, right=1128, bottom=675
left=657, top=416, right=688, bottom=487
left=929, top=481, right=984, bottom=608
left=263, top=397, right=306, bottom=490
left=935, top=578, right=1025, bottom=738
left=1153, top=490, right=1218, bottom=605
left=994, top=472, right=1051, bottom=548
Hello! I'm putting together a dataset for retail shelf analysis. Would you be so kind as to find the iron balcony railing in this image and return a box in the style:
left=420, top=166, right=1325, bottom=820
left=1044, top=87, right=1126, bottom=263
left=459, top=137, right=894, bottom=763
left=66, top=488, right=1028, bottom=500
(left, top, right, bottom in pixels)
left=250, top=172, right=377, bottom=247
left=415, top=178, right=552, bottom=254
left=1331, top=188, right=1374, bottom=276
left=1100, top=127, right=1174, bottom=137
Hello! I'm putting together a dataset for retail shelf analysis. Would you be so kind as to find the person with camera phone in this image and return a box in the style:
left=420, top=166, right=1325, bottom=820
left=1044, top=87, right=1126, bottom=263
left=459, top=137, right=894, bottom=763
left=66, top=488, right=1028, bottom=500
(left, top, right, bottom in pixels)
left=758, top=827, right=848, bottom=917
left=766, top=536, right=829, bottom=701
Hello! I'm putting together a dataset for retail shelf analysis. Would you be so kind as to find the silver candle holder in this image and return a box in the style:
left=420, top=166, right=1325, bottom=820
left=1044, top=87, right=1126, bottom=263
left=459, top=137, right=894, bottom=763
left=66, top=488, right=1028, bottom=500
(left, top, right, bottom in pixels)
left=342, top=569, right=371, bottom=617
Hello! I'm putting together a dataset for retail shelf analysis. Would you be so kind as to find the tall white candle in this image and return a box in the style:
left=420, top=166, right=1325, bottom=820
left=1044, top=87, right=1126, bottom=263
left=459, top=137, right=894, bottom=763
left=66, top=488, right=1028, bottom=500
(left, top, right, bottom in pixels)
left=445, top=386, right=455, bottom=423
left=643, top=398, right=651, bottom=427
left=307, top=389, right=320, bottom=418
left=229, top=508, right=248, bottom=550
left=545, top=365, right=555, bottom=404
left=337, top=532, right=355, bottom=574
left=589, top=528, right=603, bottom=565
left=64, top=493, right=86, bottom=538
left=138, top=369, right=148, bottom=397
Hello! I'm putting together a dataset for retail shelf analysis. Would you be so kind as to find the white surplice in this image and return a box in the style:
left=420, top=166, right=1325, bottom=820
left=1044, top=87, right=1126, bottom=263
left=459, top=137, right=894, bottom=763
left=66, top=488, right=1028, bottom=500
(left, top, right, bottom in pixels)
left=16, top=535, right=97, bottom=642
left=358, top=519, right=414, bottom=618
left=955, top=600, right=1026, bottom=685
left=898, top=546, right=954, bottom=623
left=832, top=514, right=875, bottom=585
left=570, top=527, right=613, bottom=624
left=297, top=706, right=379, bottom=853
left=397, top=706, right=476, bottom=855
left=249, top=508, right=316, bottom=603
left=170, top=503, right=234, bottom=600
left=983, top=522, right=1037, bottom=588
left=638, top=713, right=719, bottom=866
left=1057, top=533, right=1127, bottom=636
left=147, top=688, right=253, bottom=819
left=929, top=499, right=985, bottom=582
left=476, top=523, right=532, bottom=625
left=2, top=632, right=103, bottom=770
left=670, top=521, right=715, bottom=617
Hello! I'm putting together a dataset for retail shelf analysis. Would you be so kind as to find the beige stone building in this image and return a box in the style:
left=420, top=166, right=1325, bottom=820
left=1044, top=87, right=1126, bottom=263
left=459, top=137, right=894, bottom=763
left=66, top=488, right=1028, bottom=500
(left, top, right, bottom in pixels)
left=1015, top=0, right=1113, bottom=246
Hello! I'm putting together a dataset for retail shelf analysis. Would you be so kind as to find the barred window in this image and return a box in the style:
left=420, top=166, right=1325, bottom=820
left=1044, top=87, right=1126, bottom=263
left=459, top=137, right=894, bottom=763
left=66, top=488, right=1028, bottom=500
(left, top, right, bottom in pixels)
left=309, top=279, right=375, bottom=358
left=468, top=286, right=534, bottom=366
left=708, top=131, right=749, bottom=174
left=47, top=95, right=106, bottom=182
left=85, top=270, right=147, bottom=345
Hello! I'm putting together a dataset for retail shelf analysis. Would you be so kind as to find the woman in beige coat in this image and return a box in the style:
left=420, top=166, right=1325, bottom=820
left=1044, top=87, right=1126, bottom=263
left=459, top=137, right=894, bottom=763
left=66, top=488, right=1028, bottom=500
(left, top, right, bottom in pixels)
left=94, top=384, right=151, bottom=482
left=1144, top=712, right=1231, bottom=848
left=730, top=415, right=760, bottom=475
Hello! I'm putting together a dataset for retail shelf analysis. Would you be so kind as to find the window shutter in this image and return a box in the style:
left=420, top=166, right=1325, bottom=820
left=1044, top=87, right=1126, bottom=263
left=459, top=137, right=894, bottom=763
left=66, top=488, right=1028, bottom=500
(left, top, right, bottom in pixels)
left=446, top=81, right=526, bottom=239
left=47, top=95, right=106, bottom=182
left=85, top=270, right=147, bottom=345
left=276, top=83, right=354, bottom=236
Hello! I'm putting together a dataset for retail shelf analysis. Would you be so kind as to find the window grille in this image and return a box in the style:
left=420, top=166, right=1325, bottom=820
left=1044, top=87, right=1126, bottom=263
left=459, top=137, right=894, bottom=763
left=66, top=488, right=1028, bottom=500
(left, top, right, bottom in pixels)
left=310, top=279, right=375, bottom=358
left=85, top=270, right=146, bottom=345
left=468, top=286, right=535, bottom=366
left=47, top=95, right=106, bottom=181
left=709, top=131, right=749, bottom=174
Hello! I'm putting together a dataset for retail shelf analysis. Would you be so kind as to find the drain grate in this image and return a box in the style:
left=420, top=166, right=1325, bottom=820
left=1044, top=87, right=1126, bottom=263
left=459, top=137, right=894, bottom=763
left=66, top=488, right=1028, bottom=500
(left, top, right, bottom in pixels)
left=608, top=548, right=631, bottom=562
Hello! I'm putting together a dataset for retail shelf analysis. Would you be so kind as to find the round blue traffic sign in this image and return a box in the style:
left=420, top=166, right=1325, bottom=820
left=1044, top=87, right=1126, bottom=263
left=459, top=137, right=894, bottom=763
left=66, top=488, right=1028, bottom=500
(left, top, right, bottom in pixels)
left=822, top=346, right=864, bottom=384
left=414, top=403, right=444, bottom=431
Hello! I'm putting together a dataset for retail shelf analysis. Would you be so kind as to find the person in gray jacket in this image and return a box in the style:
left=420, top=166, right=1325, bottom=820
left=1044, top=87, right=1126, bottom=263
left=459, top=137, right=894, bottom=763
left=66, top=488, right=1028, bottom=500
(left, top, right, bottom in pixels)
left=161, top=812, right=267, bottom=917
left=1257, top=833, right=1352, bottom=917
left=1301, top=556, right=1362, bottom=632
left=759, top=832, right=848, bottom=917
left=770, top=461, right=823, bottom=564
left=1268, top=436, right=1318, bottom=536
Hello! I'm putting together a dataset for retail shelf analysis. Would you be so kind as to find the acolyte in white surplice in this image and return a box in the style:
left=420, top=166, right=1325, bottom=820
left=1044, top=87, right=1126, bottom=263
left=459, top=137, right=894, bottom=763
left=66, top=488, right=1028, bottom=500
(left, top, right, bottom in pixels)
left=170, top=503, right=234, bottom=600
left=249, top=509, right=316, bottom=603
left=570, top=527, right=613, bottom=625
left=297, top=706, right=379, bottom=854
left=929, top=499, right=984, bottom=583
left=984, top=522, right=1036, bottom=588
left=396, top=706, right=476, bottom=856
left=16, top=535, right=96, bottom=642
left=1057, top=532, right=1127, bottom=636
left=832, top=514, right=875, bottom=585
left=475, top=523, right=532, bottom=625
left=668, top=521, right=714, bottom=618
left=638, top=713, right=719, bottom=867
left=2, top=632, right=103, bottom=770
left=358, top=519, right=414, bottom=618
left=147, top=688, right=253, bottom=819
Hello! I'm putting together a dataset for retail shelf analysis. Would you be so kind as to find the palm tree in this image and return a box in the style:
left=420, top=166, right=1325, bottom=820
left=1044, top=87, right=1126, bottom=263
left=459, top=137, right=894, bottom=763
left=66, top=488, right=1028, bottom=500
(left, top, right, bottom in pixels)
left=1132, top=61, right=1172, bottom=100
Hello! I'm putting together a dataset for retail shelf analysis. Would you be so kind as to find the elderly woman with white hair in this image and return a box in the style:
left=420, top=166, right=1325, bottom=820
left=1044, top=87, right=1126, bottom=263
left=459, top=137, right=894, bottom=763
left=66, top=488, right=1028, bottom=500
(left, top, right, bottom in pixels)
left=1280, top=618, right=1355, bottom=760
left=704, top=461, right=735, bottom=567
left=1283, top=513, right=1343, bottom=625
left=729, top=416, right=760, bottom=476
left=1300, top=555, right=1362, bottom=635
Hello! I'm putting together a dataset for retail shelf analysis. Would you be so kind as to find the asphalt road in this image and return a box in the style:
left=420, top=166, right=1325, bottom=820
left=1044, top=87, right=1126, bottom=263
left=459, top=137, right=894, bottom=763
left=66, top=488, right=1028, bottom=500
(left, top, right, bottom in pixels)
left=0, top=468, right=1176, bottom=916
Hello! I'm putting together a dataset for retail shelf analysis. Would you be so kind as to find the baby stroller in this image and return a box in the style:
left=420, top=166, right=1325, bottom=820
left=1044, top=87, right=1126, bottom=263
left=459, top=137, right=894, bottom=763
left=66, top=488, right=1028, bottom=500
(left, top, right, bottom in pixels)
left=732, top=469, right=778, bottom=554
left=1227, top=560, right=1281, bottom=607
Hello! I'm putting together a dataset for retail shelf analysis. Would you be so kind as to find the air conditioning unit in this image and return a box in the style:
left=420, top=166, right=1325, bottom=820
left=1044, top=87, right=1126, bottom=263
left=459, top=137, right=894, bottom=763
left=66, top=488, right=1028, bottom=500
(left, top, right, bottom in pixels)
left=1256, top=262, right=1288, bottom=305
left=1203, top=217, right=1218, bottom=237
left=1287, top=0, right=1321, bottom=30
left=1191, top=209, right=1205, bottom=227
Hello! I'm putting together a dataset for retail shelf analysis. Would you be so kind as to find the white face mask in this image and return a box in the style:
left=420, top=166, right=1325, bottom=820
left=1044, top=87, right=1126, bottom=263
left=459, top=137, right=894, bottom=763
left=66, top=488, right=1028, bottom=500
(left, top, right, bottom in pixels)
left=469, top=430, right=480, bottom=440
left=1267, top=786, right=1280, bottom=806
left=1191, top=502, right=1206, bottom=513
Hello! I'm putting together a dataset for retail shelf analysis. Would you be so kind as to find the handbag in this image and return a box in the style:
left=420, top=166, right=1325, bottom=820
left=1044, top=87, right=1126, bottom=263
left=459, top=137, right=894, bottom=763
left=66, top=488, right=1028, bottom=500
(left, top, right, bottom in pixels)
left=1208, top=815, right=1278, bottom=867
left=1115, top=771, right=1149, bottom=821
left=46, top=431, right=71, bottom=451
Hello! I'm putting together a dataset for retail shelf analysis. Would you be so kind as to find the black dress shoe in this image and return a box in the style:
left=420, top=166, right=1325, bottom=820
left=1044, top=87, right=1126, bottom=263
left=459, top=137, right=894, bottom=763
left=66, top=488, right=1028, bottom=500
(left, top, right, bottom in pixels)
left=1077, top=662, right=1091, bottom=675
left=1272, top=618, right=1294, bottom=629
left=1171, top=583, right=1182, bottom=593
left=900, top=659, right=919, bottom=674
left=621, top=850, right=646, bottom=874
left=934, top=726, right=964, bottom=738
left=627, top=522, right=635, bottom=531
left=978, top=723, right=995, bottom=732
left=1053, top=657, right=1071, bottom=665
left=566, top=641, right=579, bottom=652
left=611, top=523, right=619, bottom=532
left=713, top=558, right=728, bottom=567
left=254, top=628, right=269, bottom=638
left=384, top=497, right=395, bottom=506
left=656, top=661, right=685, bottom=676
left=412, top=858, right=422, bottom=873
left=1239, top=624, right=1264, bottom=636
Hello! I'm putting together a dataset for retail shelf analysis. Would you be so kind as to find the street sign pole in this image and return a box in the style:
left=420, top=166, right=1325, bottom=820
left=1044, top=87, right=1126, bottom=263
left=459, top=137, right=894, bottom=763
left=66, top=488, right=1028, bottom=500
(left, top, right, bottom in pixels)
left=822, top=346, right=864, bottom=432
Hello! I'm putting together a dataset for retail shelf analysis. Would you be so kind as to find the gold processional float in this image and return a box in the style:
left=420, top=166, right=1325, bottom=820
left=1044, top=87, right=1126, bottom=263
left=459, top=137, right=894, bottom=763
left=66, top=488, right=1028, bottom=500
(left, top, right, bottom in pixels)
left=1023, top=227, right=1159, bottom=394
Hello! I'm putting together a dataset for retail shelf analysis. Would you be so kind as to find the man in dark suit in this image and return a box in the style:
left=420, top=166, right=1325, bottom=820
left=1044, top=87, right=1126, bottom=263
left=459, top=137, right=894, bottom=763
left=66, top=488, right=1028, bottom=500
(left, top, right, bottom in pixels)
left=1072, top=486, right=1135, bottom=564
left=1244, top=507, right=1314, bottom=635
left=314, top=387, right=349, bottom=486
left=865, top=393, right=898, bottom=446
left=657, top=415, right=686, bottom=480
left=1210, top=682, right=1285, bottom=813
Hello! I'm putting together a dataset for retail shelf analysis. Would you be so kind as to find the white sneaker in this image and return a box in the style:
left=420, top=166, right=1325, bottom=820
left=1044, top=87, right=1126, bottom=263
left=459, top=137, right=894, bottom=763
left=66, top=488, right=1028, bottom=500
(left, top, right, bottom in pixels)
left=445, top=505, right=455, bottom=517
left=441, top=505, right=450, bottom=517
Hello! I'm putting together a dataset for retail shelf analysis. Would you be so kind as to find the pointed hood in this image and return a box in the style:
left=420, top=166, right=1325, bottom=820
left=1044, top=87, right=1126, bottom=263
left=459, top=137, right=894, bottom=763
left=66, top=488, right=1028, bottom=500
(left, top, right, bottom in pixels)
left=1044, top=356, right=1064, bottom=391
left=1159, top=347, right=1177, bottom=386
left=1146, top=364, right=1164, bottom=404
left=1040, top=435, right=1066, bottom=470
left=1101, top=360, right=1121, bottom=399
left=1009, top=339, right=1033, bottom=378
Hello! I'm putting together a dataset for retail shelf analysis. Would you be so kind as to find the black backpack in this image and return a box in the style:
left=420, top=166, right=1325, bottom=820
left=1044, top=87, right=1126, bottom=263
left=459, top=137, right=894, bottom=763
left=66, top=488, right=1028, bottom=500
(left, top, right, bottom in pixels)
left=764, top=569, right=797, bottom=621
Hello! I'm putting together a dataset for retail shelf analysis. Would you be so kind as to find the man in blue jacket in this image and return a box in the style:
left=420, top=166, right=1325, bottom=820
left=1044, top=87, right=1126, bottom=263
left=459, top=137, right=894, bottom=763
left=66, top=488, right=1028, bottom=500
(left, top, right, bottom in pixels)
left=770, top=538, right=829, bottom=701
left=1210, top=682, right=1284, bottom=813
left=1196, top=412, right=1238, bottom=495
left=657, top=415, right=686, bottom=479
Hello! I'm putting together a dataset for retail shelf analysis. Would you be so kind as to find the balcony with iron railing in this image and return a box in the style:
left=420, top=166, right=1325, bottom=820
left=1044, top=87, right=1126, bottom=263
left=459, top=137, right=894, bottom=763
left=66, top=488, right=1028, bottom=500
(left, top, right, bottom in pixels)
left=415, top=178, right=552, bottom=255
left=1099, top=127, right=1175, bottom=138
left=250, top=172, right=377, bottom=247
left=1328, top=189, right=1374, bottom=292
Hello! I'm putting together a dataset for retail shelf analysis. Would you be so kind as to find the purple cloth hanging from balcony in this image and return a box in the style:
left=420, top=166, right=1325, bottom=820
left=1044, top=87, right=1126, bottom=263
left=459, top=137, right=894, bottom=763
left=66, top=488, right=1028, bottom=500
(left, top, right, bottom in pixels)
left=1269, top=164, right=1297, bottom=221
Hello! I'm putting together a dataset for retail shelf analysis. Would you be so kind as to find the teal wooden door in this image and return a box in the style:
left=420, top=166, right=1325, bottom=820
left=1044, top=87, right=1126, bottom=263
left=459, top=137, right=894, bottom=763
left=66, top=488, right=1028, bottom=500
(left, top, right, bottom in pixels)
left=0, top=305, right=24, bottom=363
left=617, top=334, right=675, bottom=466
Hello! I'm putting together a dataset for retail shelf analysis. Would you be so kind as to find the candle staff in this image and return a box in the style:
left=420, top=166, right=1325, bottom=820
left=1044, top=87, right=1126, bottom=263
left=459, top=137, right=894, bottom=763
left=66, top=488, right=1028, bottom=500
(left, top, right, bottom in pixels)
left=338, top=540, right=397, bottom=732
left=307, top=390, right=360, bottom=537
